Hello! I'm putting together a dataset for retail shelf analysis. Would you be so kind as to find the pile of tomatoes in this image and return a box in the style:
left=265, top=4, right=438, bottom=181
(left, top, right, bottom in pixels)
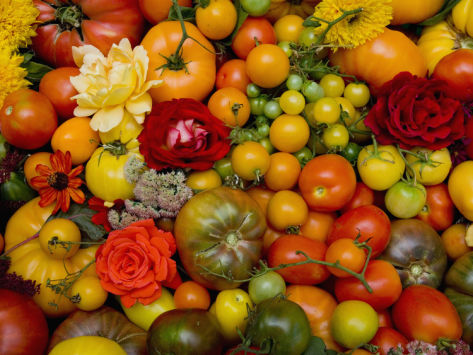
left=3, top=0, right=473, bottom=354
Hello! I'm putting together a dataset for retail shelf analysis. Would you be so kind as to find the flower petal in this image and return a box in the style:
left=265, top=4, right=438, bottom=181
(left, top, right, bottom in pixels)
left=90, top=105, right=125, bottom=132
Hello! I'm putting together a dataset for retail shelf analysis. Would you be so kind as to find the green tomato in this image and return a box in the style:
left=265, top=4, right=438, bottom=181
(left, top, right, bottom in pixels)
left=0, top=171, right=37, bottom=201
left=279, top=90, right=305, bottom=115
left=298, top=27, right=318, bottom=48
left=301, top=81, right=324, bottom=103
left=263, top=100, right=283, bottom=120
left=240, top=0, right=271, bottom=16
left=286, top=74, right=304, bottom=91
left=277, top=41, right=293, bottom=57
left=257, top=124, right=270, bottom=138
left=259, top=137, right=275, bottom=154
left=246, top=83, right=261, bottom=98
left=330, top=300, right=379, bottom=349
left=341, top=142, right=362, bottom=164
left=293, top=147, right=313, bottom=166
left=319, top=73, right=345, bottom=98
left=385, top=181, right=427, bottom=219
left=344, top=82, right=371, bottom=108
left=250, top=97, right=268, bottom=116
left=248, top=271, right=286, bottom=304
left=214, top=157, right=234, bottom=179
left=119, top=287, right=175, bottom=331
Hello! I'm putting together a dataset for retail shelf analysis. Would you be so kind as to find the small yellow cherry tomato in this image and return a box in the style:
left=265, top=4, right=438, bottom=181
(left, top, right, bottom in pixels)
left=231, top=141, right=270, bottom=180
left=70, top=276, right=108, bottom=312
left=186, top=169, right=222, bottom=192
left=313, top=97, right=341, bottom=124
left=196, top=0, right=237, bottom=40
left=267, top=190, right=309, bottom=231
left=273, top=14, right=304, bottom=43
left=405, top=147, right=452, bottom=186
left=269, top=114, right=310, bottom=153
left=38, top=218, right=81, bottom=259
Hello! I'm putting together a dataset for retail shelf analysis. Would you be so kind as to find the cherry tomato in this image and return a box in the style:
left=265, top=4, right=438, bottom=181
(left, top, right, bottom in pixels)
left=319, top=74, right=345, bottom=98
left=441, top=224, right=473, bottom=260
left=300, top=211, right=336, bottom=243
left=216, top=59, right=251, bottom=94
left=279, top=90, right=306, bottom=115
left=246, top=186, right=274, bottom=216
left=246, top=44, right=290, bottom=88
left=186, top=169, right=222, bottom=192
left=325, top=238, right=367, bottom=278
left=231, top=141, right=270, bottom=180
left=246, top=83, right=261, bottom=98
left=286, top=74, right=304, bottom=91
left=377, top=309, right=393, bottom=328
left=267, top=190, right=308, bottom=231
left=313, top=97, right=341, bottom=124
left=248, top=271, right=286, bottom=304
left=138, top=0, right=192, bottom=24
left=269, top=114, right=310, bottom=153
left=214, top=157, right=235, bottom=180
left=298, top=154, right=357, bottom=212
left=196, top=0, right=237, bottom=40
left=322, top=123, right=349, bottom=150
left=267, top=234, right=330, bottom=285
left=208, top=87, right=251, bottom=127
left=264, top=152, right=301, bottom=191
left=343, top=82, right=370, bottom=108
left=263, top=100, right=283, bottom=119
left=23, top=152, right=52, bottom=189
left=416, top=183, right=454, bottom=232
left=173, top=281, right=211, bottom=310
left=273, top=14, right=304, bottom=43
left=302, top=81, right=324, bottom=102
left=384, top=181, right=427, bottom=219
left=231, top=17, right=276, bottom=59
left=369, top=327, right=409, bottom=355
left=70, top=276, right=108, bottom=312
left=341, top=182, right=375, bottom=213
left=240, top=0, right=271, bottom=16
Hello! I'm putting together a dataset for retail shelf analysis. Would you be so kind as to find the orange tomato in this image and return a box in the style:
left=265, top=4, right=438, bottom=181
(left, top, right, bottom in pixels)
left=441, top=224, right=473, bottom=260
left=141, top=21, right=216, bottom=103
left=325, top=238, right=367, bottom=278
left=269, top=114, right=310, bottom=153
left=330, top=28, right=427, bottom=93
left=299, top=211, right=337, bottom=243
left=377, top=309, right=393, bottom=328
left=390, top=0, right=444, bottom=25
left=273, top=14, right=304, bottom=43
left=262, top=226, right=285, bottom=254
left=246, top=186, right=275, bottom=216
left=51, top=117, right=100, bottom=165
left=196, top=0, right=237, bottom=40
left=216, top=59, right=251, bottom=93
left=174, top=281, right=211, bottom=310
left=267, top=190, right=309, bottom=231
left=138, top=0, right=192, bottom=24
left=246, top=44, right=290, bottom=89
left=231, top=17, right=276, bottom=59
left=286, top=285, right=341, bottom=351
left=264, top=0, right=321, bottom=23
left=23, top=151, right=53, bottom=189
left=264, top=152, right=301, bottom=191
left=207, top=87, right=250, bottom=127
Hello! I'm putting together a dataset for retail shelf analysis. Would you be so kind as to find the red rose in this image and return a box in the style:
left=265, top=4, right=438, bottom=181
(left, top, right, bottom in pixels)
left=138, top=98, right=231, bottom=171
left=95, top=219, right=181, bottom=308
left=364, top=72, right=465, bottom=150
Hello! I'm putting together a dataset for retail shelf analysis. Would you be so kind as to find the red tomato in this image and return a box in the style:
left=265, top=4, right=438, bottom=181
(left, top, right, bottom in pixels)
left=139, top=0, right=192, bottom=24
left=377, top=309, right=393, bottom=328
left=341, top=182, right=375, bottom=213
left=174, top=281, right=211, bottom=310
left=392, top=285, right=463, bottom=343
left=39, top=67, right=80, bottom=121
left=298, top=154, right=357, bottom=212
left=32, top=0, right=145, bottom=67
left=433, top=49, right=473, bottom=102
left=267, top=234, right=330, bottom=285
left=369, top=327, right=408, bottom=355
left=216, top=59, right=251, bottom=93
left=0, top=88, right=57, bottom=150
left=416, top=184, right=454, bottom=232
left=334, top=260, right=403, bottom=311
left=327, top=205, right=391, bottom=258
left=231, top=17, right=276, bottom=59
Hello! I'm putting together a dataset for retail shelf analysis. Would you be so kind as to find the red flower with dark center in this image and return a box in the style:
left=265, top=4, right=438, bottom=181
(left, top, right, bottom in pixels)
left=88, top=197, right=124, bottom=232
left=30, top=150, right=85, bottom=214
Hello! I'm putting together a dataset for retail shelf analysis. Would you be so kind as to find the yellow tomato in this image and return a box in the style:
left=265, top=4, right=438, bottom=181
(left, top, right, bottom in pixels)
left=390, top=0, right=444, bottom=25
left=231, top=141, right=270, bottom=180
left=269, top=114, right=310, bottom=153
left=119, top=287, right=175, bottom=331
left=264, top=152, right=301, bottom=191
left=196, top=0, right=237, bottom=40
left=273, top=14, right=304, bottom=43
left=49, top=336, right=127, bottom=355
left=70, top=276, right=108, bottom=312
left=448, top=160, right=473, bottom=221
left=210, top=289, right=254, bottom=341
left=186, top=169, right=222, bottom=191
left=246, top=44, right=290, bottom=89
left=405, top=147, right=452, bottom=185
left=333, top=97, right=356, bottom=126
left=23, top=151, right=52, bottom=189
left=452, top=0, right=473, bottom=38
left=38, top=218, right=81, bottom=259
left=267, top=190, right=308, bottom=231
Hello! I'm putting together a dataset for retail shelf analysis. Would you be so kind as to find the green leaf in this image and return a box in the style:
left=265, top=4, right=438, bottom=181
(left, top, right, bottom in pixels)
left=168, top=6, right=196, bottom=22
left=216, top=0, right=248, bottom=47
left=197, top=0, right=210, bottom=8
left=303, top=16, right=321, bottom=28
left=302, top=336, right=329, bottom=354
left=47, top=202, right=107, bottom=241
left=418, top=0, right=462, bottom=26
left=21, top=59, right=53, bottom=84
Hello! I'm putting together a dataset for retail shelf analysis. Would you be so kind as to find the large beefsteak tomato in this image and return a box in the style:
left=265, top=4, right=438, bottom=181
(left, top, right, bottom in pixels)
left=32, top=0, right=145, bottom=67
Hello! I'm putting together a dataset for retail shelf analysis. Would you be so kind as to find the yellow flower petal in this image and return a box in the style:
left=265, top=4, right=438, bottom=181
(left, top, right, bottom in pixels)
left=74, top=106, right=98, bottom=117
left=90, top=105, right=125, bottom=132
left=126, top=93, right=153, bottom=116
left=72, top=44, right=104, bottom=67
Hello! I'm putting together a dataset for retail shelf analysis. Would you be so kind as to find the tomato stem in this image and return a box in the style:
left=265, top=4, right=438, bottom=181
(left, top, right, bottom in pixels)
left=1, top=232, right=39, bottom=257
left=311, top=7, right=363, bottom=46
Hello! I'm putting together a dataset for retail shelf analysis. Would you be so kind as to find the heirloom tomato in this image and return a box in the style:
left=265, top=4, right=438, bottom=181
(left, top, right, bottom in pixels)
left=245, top=297, right=311, bottom=355
left=246, top=186, right=274, bottom=216
left=141, top=21, right=216, bottom=103
left=267, top=234, right=330, bottom=285
left=147, top=309, right=224, bottom=355
left=195, top=0, right=237, bottom=40
left=138, top=0, right=192, bottom=24
left=266, top=190, right=308, bottom=231
left=38, top=67, right=79, bottom=121
left=174, top=187, right=266, bottom=290
left=416, top=184, right=454, bottom=232
left=384, top=181, right=427, bottom=219
left=49, top=336, right=126, bottom=355
left=341, top=182, right=375, bottom=213
left=357, top=144, right=405, bottom=191
left=368, top=327, right=408, bottom=355
left=298, top=154, right=357, bottom=212
left=32, top=0, right=144, bottom=67
left=441, top=224, right=473, bottom=260
left=390, top=0, right=444, bottom=25
left=445, top=288, right=473, bottom=346
left=379, top=219, right=447, bottom=289
left=327, top=205, right=391, bottom=257
left=330, top=28, right=427, bottom=92
left=38, top=218, right=81, bottom=259
left=452, top=0, right=473, bottom=38
left=248, top=271, right=286, bottom=304
left=264, top=0, right=321, bottom=23
left=334, top=260, right=403, bottom=311
left=445, top=251, right=473, bottom=297
left=448, top=160, right=473, bottom=221
left=246, top=44, right=290, bottom=89
left=231, top=17, right=276, bottom=59
left=216, top=59, right=251, bottom=93
left=392, top=285, right=462, bottom=343
left=405, top=147, right=452, bottom=186
left=433, top=49, right=473, bottom=101
left=0, top=172, right=36, bottom=202
left=286, top=285, right=341, bottom=351
left=0, top=88, right=57, bottom=150
left=4, top=197, right=97, bottom=317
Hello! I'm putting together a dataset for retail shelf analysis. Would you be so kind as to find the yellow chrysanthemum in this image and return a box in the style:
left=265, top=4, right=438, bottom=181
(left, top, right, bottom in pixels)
left=0, top=48, right=30, bottom=108
left=312, top=0, right=392, bottom=49
left=0, top=0, right=39, bottom=52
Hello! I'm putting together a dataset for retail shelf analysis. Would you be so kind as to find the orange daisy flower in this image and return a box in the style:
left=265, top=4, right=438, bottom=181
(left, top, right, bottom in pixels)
left=30, top=150, right=86, bottom=214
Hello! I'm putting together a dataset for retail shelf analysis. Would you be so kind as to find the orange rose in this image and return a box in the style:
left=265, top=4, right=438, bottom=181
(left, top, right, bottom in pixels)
left=95, top=219, right=181, bottom=308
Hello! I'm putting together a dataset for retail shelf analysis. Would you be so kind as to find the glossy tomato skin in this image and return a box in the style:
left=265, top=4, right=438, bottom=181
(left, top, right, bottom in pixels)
left=392, top=285, right=462, bottom=343
left=0, top=88, right=57, bottom=150
left=267, top=234, right=330, bottom=285
left=334, top=260, right=403, bottom=311
left=380, top=219, right=447, bottom=289
left=147, top=309, right=224, bottom=355
left=139, top=0, right=192, bottom=24
left=0, top=289, right=49, bottom=355
left=416, top=184, right=454, bottom=232
left=39, top=67, right=80, bottom=121
left=327, top=205, right=391, bottom=258
left=369, top=327, right=408, bottom=355
left=298, top=154, right=357, bottom=212
left=231, top=17, right=276, bottom=59
left=174, top=187, right=266, bottom=290
left=341, top=181, right=375, bottom=213
left=32, top=0, right=145, bottom=67
left=216, top=59, right=251, bottom=93
left=433, top=49, right=473, bottom=101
